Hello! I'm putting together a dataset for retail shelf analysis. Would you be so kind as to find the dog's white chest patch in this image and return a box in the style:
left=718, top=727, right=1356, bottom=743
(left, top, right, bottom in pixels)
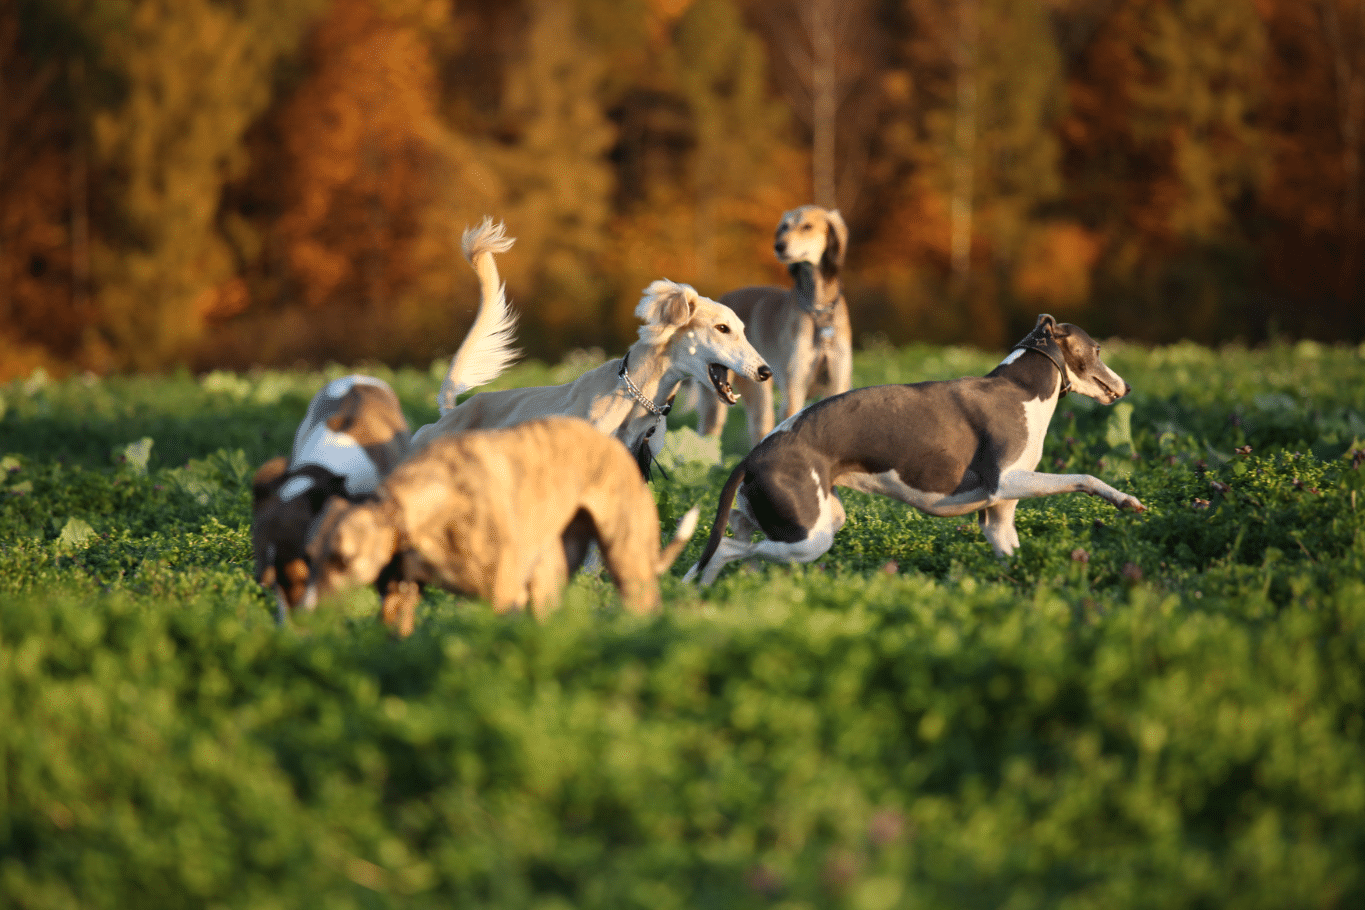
left=292, top=425, right=381, bottom=496
left=999, top=395, right=1056, bottom=477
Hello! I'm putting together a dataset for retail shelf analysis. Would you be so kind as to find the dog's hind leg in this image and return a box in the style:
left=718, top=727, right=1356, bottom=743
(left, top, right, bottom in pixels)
left=697, top=474, right=840, bottom=584
left=977, top=499, right=1020, bottom=557
left=596, top=526, right=662, bottom=614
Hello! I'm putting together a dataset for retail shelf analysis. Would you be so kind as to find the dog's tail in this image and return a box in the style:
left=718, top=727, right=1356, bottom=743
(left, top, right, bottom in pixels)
left=683, top=460, right=746, bottom=583
left=657, top=505, right=701, bottom=574
left=437, top=218, right=521, bottom=414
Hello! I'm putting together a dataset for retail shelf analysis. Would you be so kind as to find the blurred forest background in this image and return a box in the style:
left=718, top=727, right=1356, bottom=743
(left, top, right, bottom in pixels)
left=2, top=0, right=1364, bottom=379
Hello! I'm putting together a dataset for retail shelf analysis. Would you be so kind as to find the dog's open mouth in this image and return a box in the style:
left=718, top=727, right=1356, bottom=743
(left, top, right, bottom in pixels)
left=708, top=363, right=739, bottom=405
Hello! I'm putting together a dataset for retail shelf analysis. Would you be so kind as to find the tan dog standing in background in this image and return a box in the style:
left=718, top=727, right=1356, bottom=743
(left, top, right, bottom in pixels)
left=697, top=205, right=853, bottom=449
left=308, top=417, right=700, bottom=635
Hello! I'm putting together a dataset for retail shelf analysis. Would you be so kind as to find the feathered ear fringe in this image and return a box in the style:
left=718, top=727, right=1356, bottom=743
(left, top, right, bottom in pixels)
left=821, top=209, right=849, bottom=275
left=635, top=280, right=700, bottom=345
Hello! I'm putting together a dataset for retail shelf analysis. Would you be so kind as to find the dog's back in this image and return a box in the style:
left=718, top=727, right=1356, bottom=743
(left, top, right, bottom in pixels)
left=347, top=417, right=689, bottom=614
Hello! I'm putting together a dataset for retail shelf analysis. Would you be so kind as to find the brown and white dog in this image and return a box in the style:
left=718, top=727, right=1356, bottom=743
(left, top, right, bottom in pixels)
left=696, top=205, right=853, bottom=448
left=250, top=218, right=520, bottom=623
left=686, top=315, right=1146, bottom=585
left=307, top=416, right=701, bottom=635
left=410, top=279, right=773, bottom=472
left=251, top=375, right=411, bottom=623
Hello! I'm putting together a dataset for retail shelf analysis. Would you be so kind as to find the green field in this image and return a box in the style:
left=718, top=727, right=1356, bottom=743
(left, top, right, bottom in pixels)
left=2, top=340, right=1364, bottom=909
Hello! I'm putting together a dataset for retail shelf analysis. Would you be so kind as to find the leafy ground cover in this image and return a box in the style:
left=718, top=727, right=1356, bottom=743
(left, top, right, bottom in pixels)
left=2, top=340, right=1364, bottom=909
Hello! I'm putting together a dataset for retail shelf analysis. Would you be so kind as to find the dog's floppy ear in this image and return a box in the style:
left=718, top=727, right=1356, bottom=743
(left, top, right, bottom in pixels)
left=1035, top=313, right=1059, bottom=336
left=252, top=456, right=290, bottom=508
left=821, top=209, right=849, bottom=275
left=635, top=279, right=697, bottom=328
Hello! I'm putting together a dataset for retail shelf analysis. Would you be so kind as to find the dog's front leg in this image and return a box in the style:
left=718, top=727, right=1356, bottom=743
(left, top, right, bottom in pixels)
left=527, top=547, right=568, bottom=620
left=489, top=551, right=532, bottom=614
left=737, top=374, right=776, bottom=447
left=825, top=335, right=854, bottom=397
left=995, top=471, right=1145, bottom=513
left=380, top=580, right=421, bottom=637
left=696, top=384, right=730, bottom=437
left=781, top=332, right=817, bottom=421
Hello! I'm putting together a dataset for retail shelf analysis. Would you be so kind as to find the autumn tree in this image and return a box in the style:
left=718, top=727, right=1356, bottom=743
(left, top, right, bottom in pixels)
left=478, top=0, right=617, bottom=351
left=0, top=0, right=82, bottom=377
left=1255, top=0, right=1365, bottom=337
left=876, top=0, right=1065, bottom=346
left=1061, top=0, right=1268, bottom=342
left=745, top=0, right=883, bottom=213
left=58, top=0, right=321, bottom=370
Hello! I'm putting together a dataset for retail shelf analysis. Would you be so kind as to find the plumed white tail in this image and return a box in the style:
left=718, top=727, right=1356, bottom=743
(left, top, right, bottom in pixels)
left=438, top=218, right=521, bottom=414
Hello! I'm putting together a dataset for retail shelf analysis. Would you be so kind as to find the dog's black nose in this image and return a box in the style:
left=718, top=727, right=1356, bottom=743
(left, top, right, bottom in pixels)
left=756, top=364, right=772, bottom=382
left=774, top=241, right=786, bottom=256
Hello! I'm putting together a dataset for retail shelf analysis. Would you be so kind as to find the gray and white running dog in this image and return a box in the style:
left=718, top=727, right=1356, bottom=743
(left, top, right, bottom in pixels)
left=686, top=315, right=1145, bottom=585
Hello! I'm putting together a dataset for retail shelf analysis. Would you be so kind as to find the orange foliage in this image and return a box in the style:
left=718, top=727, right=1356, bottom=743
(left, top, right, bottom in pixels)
left=272, top=0, right=453, bottom=312
left=1013, top=222, right=1103, bottom=310
left=0, top=4, right=84, bottom=375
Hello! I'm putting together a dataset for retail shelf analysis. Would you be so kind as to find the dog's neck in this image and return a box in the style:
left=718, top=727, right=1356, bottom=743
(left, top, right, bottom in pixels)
left=602, top=339, right=685, bottom=427
left=988, top=348, right=1066, bottom=406
left=789, top=261, right=842, bottom=314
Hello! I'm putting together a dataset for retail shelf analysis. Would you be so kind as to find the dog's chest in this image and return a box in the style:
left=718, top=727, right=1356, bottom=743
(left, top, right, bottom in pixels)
left=997, top=394, right=1054, bottom=477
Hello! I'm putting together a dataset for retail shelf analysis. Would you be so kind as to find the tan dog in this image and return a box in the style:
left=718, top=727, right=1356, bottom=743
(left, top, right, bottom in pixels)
left=250, top=218, right=519, bottom=623
left=307, top=417, right=701, bottom=635
left=251, top=375, right=411, bottom=623
left=697, top=206, right=853, bottom=448
left=410, top=279, right=772, bottom=472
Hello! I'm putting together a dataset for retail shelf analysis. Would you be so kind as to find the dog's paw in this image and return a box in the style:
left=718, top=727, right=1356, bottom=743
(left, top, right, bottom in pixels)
left=1116, top=494, right=1145, bottom=512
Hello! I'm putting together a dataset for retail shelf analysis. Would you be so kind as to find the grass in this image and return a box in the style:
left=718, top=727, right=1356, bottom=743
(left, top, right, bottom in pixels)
left=1, top=339, right=1364, bottom=909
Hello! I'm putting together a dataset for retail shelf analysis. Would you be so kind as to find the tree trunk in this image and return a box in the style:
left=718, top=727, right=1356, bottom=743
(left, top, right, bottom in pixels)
left=1320, top=0, right=1365, bottom=298
left=950, top=0, right=980, bottom=292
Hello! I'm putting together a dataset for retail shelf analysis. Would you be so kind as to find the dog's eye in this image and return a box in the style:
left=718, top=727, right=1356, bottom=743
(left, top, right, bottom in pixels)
left=716, top=324, right=731, bottom=334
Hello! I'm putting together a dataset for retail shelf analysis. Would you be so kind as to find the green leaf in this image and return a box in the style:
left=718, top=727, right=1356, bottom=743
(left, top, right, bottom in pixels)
left=56, top=517, right=97, bottom=552
left=114, top=437, right=154, bottom=475
left=1105, top=402, right=1135, bottom=451
left=659, top=427, right=722, bottom=471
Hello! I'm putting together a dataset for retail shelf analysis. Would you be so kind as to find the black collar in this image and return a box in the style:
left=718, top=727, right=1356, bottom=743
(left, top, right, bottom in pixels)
left=1010, top=329, right=1072, bottom=397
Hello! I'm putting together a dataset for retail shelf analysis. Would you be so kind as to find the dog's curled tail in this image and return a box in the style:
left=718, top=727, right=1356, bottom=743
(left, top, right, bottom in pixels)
left=438, top=218, right=521, bottom=414
left=657, top=505, right=701, bottom=574
left=683, top=461, right=746, bottom=583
